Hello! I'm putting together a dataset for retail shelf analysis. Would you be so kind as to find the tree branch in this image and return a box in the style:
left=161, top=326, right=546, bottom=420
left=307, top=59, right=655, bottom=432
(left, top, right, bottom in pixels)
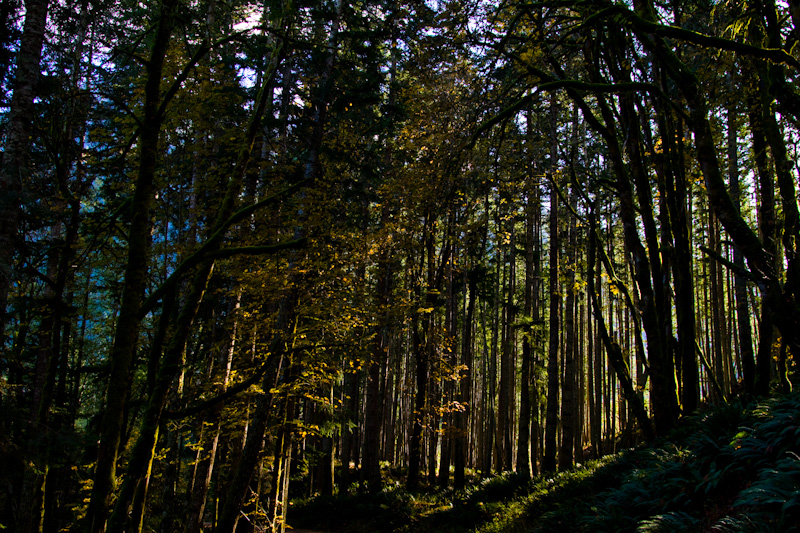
left=700, top=244, right=762, bottom=284
left=139, top=179, right=308, bottom=316
left=207, top=238, right=308, bottom=259
left=584, top=4, right=800, bottom=69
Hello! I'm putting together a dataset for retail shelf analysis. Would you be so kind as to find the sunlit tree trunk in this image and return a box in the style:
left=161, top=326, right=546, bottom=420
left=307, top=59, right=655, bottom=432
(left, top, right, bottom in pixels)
left=588, top=234, right=601, bottom=458
left=588, top=214, right=655, bottom=442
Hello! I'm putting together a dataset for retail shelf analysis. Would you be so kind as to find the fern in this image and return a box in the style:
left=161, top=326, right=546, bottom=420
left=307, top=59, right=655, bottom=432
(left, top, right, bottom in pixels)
left=734, top=455, right=800, bottom=529
left=636, top=511, right=701, bottom=532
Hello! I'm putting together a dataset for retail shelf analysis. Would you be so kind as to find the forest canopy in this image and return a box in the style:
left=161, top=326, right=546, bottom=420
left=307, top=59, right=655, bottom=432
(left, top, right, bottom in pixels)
left=1, top=0, right=799, bottom=531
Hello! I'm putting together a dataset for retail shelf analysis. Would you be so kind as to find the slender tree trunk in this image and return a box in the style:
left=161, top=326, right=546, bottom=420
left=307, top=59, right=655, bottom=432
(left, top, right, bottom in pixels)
left=407, top=308, right=427, bottom=489
left=0, top=0, right=50, bottom=339
left=619, top=88, right=678, bottom=434
left=407, top=224, right=433, bottom=490
left=84, top=4, right=178, bottom=530
left=709, top=211, right=728, bottom=402
left=438, top=240, right=457, bottom=487
left=184, top=293, right=239, bottom=533
left=749, top=99, right=777, bottom=396
left=516, top=176, right=538, bottom=478
left=454, top=265, right=476, bottom=489
left=662, top=109, right=699, bottom=413
left=268, top=388, right=297, bottom=533
left=340, top=365, right=360, bottom=489
left=588, top=216, right=655, bottom=442
left=543, top=177, right=560, bottom=473
left=500, top=200, right=515, bottom=472
left=559, top=190, right=577, bottom=471
left=588, top=239, right=601, bottom=458
left=362, top=206, right=393, bottom=492
left=489, top=203, right=502, bottom=474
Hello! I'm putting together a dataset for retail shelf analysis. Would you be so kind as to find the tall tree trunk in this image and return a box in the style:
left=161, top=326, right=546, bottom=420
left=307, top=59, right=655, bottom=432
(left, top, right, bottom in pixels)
left=660, top=107, right=699, bottom=413
left=748, top=93, right=778, bottom=396
left=84, top=3, right=178, bottom=530
left=0, top=0, right=50, bottom=339
left=542, top=177, right=560, bottom=473
left=362, top=206, right=393, bottom=492
left=454, top=264, right=476, bottom=489
left=709, top=211, right=728, bottom=401
left=619, top=88, right=678, bottom=434
left=559, top=189, right=577, bottom=471
left=438, top=239, right=457, bottom=487
left=588, top=214, right=655, bottom=442
left=407, top=222, right=433, bottom=490
left=588, top=238, right=601, bottom=458
left=517, top=175, right=539, bottom=478
left=499, top=196, right=515, bottom=472
left=339, top=364, right=360, bottom=489
left=407, top=305, right=427, bottom=489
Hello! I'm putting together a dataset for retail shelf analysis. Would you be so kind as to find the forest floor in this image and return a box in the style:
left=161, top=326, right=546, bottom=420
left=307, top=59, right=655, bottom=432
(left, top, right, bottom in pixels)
left=289, top=390, right=800, bottom=532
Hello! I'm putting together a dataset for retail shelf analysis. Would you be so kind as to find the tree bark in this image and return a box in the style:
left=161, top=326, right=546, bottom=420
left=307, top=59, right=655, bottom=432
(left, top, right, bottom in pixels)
left=749, top=104, right=777, bottom=396
left=499, top=192, right=515, bottom=472
left=362, top=207, right=393, bottom=491
left=516, top=175, right=539, bottom=478
left=0, top=0, right=50, bottom=339
left=84, top=3, right=178, bottom=530
left=454, top=265, right=476, bottom=489
left=542, top=177, right=560, bottom=473
left=709, top=210, right=729, bottom=401
left=588, top=214, right=655, bottom=442
left=658, top=105, right=699, bottom=413
left=636, top=7, right=800, bottom=361
left=559, top=186, right=577, bottom=471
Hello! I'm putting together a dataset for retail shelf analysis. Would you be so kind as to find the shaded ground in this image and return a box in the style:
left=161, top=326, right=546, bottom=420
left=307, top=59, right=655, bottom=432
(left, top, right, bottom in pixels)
left=291, top=391, right=800, bottom=532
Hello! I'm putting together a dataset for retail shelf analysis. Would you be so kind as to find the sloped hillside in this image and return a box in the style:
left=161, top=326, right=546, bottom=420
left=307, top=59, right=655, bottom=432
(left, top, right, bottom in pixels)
left=291, top=392, right=800, bottom=532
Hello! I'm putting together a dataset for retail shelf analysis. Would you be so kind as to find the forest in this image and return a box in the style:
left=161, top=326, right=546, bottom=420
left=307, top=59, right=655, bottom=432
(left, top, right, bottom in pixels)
left=2, top=0, right=800, bottom=531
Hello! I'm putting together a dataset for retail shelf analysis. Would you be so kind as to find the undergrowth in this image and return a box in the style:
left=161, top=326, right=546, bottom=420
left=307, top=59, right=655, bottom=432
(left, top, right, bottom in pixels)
left=289, top=391, right=800, bottom=532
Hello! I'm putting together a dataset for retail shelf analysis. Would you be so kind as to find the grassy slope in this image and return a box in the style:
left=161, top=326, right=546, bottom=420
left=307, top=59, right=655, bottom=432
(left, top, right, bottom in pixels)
left=290, top=392, right=800, bottom=532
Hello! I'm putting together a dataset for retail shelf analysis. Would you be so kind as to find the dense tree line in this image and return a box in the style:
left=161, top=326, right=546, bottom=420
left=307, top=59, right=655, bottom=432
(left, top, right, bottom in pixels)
left=1, top=0, right=798, bottom=531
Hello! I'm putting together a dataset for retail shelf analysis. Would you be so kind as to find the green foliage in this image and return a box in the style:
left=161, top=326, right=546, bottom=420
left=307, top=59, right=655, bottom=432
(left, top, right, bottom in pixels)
left=543, top=392, right=800, bottom=533
left=291, top=392, right=800, bottom=533
left=637, top=511, right=702, bottom=532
